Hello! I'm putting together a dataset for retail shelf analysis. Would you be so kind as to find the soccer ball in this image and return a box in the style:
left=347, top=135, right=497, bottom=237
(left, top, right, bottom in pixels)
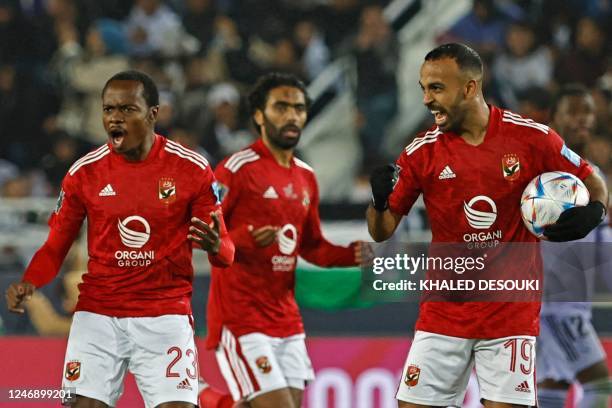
left=520, top=171, right=589, bottom=238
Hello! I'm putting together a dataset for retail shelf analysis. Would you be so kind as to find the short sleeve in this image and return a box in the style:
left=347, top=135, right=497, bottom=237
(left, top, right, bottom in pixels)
left=388, top=149, right=423, bottom=216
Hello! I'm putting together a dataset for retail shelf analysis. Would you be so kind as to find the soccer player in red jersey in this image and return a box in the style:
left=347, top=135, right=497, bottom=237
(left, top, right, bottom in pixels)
left=367, top=44, right=608, bottom=407
left=5, top=70, right=234, bottom=408
left=203, top=73, right=366, bottom=408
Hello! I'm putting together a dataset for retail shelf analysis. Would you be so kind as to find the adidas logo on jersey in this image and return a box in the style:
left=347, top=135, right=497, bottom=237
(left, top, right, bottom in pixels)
left=99, top=184, right=116, bottom=196
left=263, top=186, right=279, bottom=199
left=438, top=166, right=456, bottom=180
left=515, top=381, right=531, bottom=393
left=177, top=378, right=193, bottom=391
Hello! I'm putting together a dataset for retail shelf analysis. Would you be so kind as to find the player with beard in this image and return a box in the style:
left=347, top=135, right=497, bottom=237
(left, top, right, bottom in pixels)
left=537, top=85, right=612, bottom=408
left=367, top=44, right=608, bottom=407
left=5, top=70, right=234, bottom=408
left=200, top=73, right=367, bottom=408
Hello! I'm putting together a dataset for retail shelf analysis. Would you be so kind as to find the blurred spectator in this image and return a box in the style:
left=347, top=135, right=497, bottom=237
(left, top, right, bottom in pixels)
left=182, top=0, right=217, bottom=54
left=200, top=82, right=252, bottom=164
left=0, top=158, right=18, bottom=191
left=516, top=86, right=552, bottom=124
left=52, top=18, right=129, bottom=143
left=269, top=37, right=305, bottom=78
left=294, top=19, right=330, bottom=81
left=125, top=0, right=197, bottom=57
left=39, top=134, right=85, bottom=194
left=555, top=17, right=609, bottom=87
left=313, top=0, right=362, bottom=49
left=169, top=128, right=211, bottom=160
left=0, top=0, right=25, bottom=63
left=493, top=21, right=553, bottom=109
left=585, top=136, right=612, bottom=184
left=550, top=84, right=596, bottom=158
left=444, top=0, right=510, bottom=58
left=353, top=4, right=398, bottom=167
left=591, top=86, right=612, bottom=137
left=0, top=63, right=59, bottom=168
left=1, top=175, right=32, bottom=197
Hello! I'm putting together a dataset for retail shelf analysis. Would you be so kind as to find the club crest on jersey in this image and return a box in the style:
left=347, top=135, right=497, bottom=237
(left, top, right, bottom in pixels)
left=283, top=183, right=298, bottom=199
left=159, top=178, right=176, bottom=204
left=502, top=154, right=520, bottom=181
left=256, top=356, right=272, bottom=374
left=65, top=361, right=81, bottom=381
left=404, top=365, right=420, bottom=387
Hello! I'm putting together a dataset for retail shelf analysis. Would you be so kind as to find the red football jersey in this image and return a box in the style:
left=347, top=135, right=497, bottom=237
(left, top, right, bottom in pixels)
left=23, top=135, right=233, bottom=317
left=206, top=139, right=356, bottom=349
left=388, top=106, right=593, bottom=338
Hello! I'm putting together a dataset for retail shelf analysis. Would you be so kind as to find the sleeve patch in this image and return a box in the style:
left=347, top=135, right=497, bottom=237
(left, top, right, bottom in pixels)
left=55, top=189, right=65, bottom=214
left=212, top=181, right=224, bottom=204
left=561, top=144, right=581, bottom=167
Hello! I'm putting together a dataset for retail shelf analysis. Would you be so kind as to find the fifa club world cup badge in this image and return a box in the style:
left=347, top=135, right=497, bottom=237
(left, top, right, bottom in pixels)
left=256, top=356, right=272, bottom=374
left=404, top=365, right=420, bottom=387
left=159, top=178, right=176, bottom=204
left=65, top=360, right=81, bottom=381
left=502, top=154, right=521, bottom=181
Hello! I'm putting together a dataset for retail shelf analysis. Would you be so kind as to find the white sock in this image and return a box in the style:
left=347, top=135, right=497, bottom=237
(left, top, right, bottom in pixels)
left=581, top=378, right=612, bottom=408
left=538, top=388, right=567, bottom=408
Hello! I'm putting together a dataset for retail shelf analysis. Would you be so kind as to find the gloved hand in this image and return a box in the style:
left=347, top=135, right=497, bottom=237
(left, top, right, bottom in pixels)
left=370, top=164, right=397, bottom=211
left=543, top=201, right=606, bottom=242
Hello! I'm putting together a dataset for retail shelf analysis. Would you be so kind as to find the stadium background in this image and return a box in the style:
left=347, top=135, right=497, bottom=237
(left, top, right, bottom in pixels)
left=0, top=0, right=610, bottom=406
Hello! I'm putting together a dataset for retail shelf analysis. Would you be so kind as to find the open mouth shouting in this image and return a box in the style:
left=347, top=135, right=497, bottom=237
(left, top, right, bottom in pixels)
left=109, top=127, right=127, bottom=150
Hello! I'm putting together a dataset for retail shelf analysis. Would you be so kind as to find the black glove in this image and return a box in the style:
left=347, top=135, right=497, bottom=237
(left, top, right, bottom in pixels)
left=370, top=164, right=397, bottom=211
left=543, top=201, right=606, bottom=242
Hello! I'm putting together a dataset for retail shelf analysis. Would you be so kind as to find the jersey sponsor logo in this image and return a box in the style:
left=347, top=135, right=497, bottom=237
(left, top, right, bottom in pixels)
left=278, top=224, right=297, bottom=255
left=55, top=189, right=65, bottom=214
left=118, top=216, right=151, bottom=248
left=177, top=378, right=193, bottom=391
left=271, top=255, right=296, bottom=272
left=464, top=195, right=497, bottom=229
left=463, top=195, right=502, bottom=247
left=159, top=178, right=176, bottom=204
left=115, top=216, right=155, bottom=267
left=99, top=184, right=116, bottom=196
left=263, top=186, right=279, bottom=199
left=561, top=144, right=581, bottom=167
left=404, top=365, right=420, bottom=387
left=65, top=361, right=81, bottom=381
left=438, top=165, right=456, bottom=180
left=515, top=381, right=531, bottom=393
left=502, top=154, right=521, bottom=181
left=255, top=356, right=272, bottom=374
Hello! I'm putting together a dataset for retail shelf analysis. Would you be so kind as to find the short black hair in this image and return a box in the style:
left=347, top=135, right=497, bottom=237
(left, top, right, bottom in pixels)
left=102, top=70, right=159, bottom=107
left=550, top=83, right=590, bottom=117
left=424, top=43, right=483, bottom=77
left=248, top=72, right=310, bottom=133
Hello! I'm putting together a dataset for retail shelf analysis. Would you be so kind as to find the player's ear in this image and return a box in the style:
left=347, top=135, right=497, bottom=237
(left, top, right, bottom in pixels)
left=254, top=109, right=264, bottom=127
left=148, top=106, right=159, bottom=123
left=465, top=79, right=478, bottom=99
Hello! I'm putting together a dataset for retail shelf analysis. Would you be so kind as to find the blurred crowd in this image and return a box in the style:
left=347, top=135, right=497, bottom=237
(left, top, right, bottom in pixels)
left=0, top=0, right=610, bottom=201
left=439, top=0, right=611, bottom=185
left=0, top=0, right=396, bottom=199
